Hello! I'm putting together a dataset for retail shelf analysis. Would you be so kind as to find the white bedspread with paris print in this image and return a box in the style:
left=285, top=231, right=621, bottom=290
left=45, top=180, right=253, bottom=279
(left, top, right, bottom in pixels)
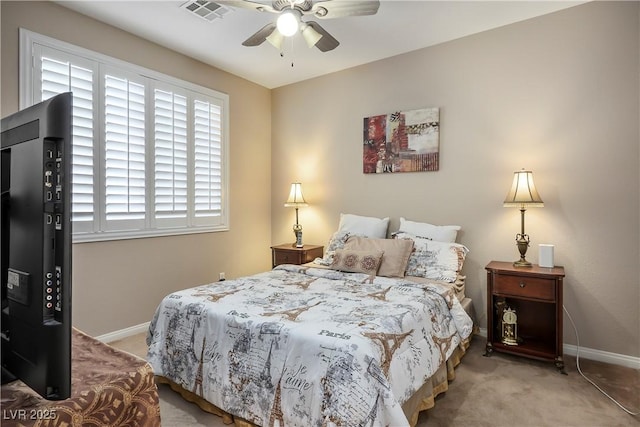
left=147, top=264, right=473, bottom=427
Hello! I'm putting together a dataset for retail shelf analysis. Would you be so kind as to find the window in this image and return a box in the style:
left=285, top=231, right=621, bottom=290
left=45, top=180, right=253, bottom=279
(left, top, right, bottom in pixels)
left=21, top=29, right=229, bottom=242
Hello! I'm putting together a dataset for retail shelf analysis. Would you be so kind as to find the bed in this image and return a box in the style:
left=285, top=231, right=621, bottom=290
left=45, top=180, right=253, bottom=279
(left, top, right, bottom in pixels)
left=1, top=328, right=161, bottom=427
left=147, top=215, right=474, bottom=426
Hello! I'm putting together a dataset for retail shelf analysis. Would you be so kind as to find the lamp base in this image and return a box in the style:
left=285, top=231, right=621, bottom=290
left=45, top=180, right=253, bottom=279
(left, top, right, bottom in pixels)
left=514, top=233, right=532, bottom=267
left=513, top=258, right=532, bottom=267
left=292, top=227, right=303, bottom=248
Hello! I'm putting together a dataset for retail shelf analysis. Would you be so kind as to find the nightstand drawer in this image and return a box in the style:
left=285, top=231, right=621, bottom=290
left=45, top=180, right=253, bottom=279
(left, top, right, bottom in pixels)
left=494, top=274, right=556, bottom=301
left=274, top=251, right=301, bottom=266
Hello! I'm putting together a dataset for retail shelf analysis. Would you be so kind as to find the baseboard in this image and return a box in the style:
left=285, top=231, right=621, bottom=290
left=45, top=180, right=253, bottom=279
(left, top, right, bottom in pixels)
left=563, top=344, right=640, bottom=370
left=475, top=327, right=639, bottom=369
left=95, top=322, right=150, bottom=344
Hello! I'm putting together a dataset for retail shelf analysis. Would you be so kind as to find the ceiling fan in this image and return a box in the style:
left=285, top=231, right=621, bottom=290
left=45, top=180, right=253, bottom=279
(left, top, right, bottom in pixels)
left=218, top=0, right=380, bottom=52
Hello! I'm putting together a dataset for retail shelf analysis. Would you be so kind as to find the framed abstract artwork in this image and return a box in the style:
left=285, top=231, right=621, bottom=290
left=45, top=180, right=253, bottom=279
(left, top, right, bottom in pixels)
left=363, top=107, right=440, bottom=174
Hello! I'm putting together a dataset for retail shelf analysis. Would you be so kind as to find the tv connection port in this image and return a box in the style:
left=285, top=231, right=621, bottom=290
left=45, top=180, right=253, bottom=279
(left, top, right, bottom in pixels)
left=44, top=170, right=53, bottom=188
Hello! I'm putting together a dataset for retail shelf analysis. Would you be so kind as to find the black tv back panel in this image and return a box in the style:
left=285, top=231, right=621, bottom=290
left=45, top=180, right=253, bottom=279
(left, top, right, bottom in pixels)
left=1, top=92, right=72, bottom=400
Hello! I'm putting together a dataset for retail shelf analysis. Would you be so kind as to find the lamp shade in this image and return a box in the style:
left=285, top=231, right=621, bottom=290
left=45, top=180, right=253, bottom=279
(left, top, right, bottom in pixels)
left=266, top=29, right=284, bottom=49
left=503, top=169, right=544, bottom=208
left=301, top=22, right=323, bottom=48
left=284, top=182, right=308, bottom=207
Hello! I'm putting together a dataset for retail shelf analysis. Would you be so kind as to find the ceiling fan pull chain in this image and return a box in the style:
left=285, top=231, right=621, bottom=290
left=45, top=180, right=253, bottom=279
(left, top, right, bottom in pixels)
left=288, top=35, right=295, bottom=67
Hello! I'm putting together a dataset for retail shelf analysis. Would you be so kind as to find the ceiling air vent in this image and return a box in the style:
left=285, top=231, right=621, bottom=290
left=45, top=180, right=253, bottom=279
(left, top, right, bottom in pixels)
left=181, top=0, right=231, bottom=22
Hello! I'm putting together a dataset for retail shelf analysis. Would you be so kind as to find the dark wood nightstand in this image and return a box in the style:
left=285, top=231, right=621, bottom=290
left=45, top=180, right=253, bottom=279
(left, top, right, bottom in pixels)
left=271, top=244, right=324, bottom=268
left=484, top=261, right=566, bottom=373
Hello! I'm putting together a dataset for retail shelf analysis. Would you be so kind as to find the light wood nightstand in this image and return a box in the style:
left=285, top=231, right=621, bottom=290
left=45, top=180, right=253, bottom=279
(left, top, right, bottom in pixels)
left=484, top=261, right=566, bottom=373
left=271, top=244, right=324, bottom=268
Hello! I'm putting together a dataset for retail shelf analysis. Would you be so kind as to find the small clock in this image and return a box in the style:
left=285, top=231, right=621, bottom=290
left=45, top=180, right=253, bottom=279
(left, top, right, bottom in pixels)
left=503, top=308, right=517, bottom=324
left=501, top=307, right=518, bottom=346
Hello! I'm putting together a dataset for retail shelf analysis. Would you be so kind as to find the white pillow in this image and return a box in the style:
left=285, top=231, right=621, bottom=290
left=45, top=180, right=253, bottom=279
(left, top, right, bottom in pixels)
left=338, top=213, right=389, bottom=239
left=395, top=232, right=468, bottom=283
left=398, top=217, right=461, bottom=243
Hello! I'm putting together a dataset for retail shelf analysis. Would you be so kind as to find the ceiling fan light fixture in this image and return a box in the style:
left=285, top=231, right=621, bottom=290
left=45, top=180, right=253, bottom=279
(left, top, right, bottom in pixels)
left=301, top=22, right=322, bottom=48
left=266, top=29, right=284, bottom=49
left=277, top=10, right=299, bottom=37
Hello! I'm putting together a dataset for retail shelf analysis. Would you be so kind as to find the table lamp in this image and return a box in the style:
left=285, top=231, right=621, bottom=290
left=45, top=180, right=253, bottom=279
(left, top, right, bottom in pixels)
left=284, top=182, right=308, bottom=248
left=503, top=169, right=544, bottom=267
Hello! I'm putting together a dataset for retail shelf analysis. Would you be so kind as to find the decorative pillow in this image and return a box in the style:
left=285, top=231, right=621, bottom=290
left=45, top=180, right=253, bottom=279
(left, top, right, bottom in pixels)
left=344, top=236, right=414, bottom=278
left=330, top=249, right=384, bottom=275
left=395, top=232, right=468, bottom=283
left=314, top=230, right=364, bottom=266
left=338, top=213, right=390, bottom=238
left=398, top=217, right=461, bottom=243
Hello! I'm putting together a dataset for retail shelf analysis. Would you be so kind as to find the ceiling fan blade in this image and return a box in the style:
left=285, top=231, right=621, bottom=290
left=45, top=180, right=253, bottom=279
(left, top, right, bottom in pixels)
left=216, top=0, right=277, bottom=14
left=307, top=21, right=339, bottom=52
left=311, top=0, right=380, bottom=19
left=242, top=22, right=277, bottom=46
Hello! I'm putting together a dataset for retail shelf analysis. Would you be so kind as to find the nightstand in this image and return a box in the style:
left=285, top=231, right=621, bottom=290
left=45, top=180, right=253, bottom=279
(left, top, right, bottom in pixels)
left=271, top=244, right=324, bottom=268
left=484, top=261, right=566, bottom=373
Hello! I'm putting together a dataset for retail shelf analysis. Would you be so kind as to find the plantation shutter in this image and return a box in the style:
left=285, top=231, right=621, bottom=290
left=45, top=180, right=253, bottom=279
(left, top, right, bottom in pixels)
left=193, top=99, right=223, bottom=223
left=24, top=30, right=230, bottom=240
left=38, top=49, right=96, bottom=232
left=103, top=73, right=146, bottom=229
left=154, top=89, right=188, bottom=225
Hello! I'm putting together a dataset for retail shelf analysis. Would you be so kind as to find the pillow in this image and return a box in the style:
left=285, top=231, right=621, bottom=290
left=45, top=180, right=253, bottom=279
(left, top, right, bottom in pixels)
left=330, top=249, right=384, bottom=275
left=395, top=232, right=468, bottom=283
left=344, top=236, right=414, bottom=278
left=338, top=213, right=390, bottom=238
left=398, top=217, right=461, bottom=243
left=314, top=230, right=364, bottom=266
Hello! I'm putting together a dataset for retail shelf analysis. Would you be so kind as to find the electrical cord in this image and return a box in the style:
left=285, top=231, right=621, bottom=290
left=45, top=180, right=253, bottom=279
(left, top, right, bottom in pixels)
left=563, top=305, right=639, bottom=416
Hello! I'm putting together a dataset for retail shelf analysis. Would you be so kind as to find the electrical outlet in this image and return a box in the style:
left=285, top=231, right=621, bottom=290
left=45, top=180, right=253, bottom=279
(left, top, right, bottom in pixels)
left=219, top=272, right=225, bottom=281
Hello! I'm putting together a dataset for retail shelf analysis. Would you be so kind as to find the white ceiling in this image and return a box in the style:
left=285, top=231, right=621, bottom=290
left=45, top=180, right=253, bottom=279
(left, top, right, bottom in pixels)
left=54, top=0, right=584, bottom=89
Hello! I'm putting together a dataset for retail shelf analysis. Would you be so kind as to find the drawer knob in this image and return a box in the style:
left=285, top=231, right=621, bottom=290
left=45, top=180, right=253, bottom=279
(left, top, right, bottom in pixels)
left=519, top=282, right=526, bottom=288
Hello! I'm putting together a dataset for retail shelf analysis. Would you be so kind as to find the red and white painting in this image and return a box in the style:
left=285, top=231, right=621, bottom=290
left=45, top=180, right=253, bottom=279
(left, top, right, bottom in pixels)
left=363, top=107, right=440, bottom=174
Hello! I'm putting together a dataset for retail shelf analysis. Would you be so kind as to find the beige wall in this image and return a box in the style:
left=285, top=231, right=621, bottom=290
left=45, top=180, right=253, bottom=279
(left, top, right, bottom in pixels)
left=2, top=1, right=638, bottom=358
left=272, top=2, right=640, bottom=357
left=1, top=1, right=273, bottom=336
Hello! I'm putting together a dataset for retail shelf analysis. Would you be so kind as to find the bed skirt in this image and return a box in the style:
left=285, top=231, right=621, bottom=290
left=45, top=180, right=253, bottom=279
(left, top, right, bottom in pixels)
left=402, top=338, right=471, bottom=426
left=156, top=337, right=471, bottom=427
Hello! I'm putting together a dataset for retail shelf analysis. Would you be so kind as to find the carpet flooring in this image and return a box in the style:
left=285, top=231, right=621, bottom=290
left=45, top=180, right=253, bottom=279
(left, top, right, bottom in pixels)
left=110, top=333, right=639, bottom=427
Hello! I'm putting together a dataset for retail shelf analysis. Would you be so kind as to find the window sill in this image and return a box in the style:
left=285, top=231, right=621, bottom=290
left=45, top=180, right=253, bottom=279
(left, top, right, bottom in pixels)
left=72, top=225, right=229, bottom=243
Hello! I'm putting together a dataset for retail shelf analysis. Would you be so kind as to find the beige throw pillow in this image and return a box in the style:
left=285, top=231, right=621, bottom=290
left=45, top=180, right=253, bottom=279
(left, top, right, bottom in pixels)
left=344, top=236, right=414, bottom=278
left=330, top=249, right=383, bottom=275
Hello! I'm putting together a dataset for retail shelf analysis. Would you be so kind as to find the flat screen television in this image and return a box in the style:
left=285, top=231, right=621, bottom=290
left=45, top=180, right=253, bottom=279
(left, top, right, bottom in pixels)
left=1, top=92, right=72, bottom=400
